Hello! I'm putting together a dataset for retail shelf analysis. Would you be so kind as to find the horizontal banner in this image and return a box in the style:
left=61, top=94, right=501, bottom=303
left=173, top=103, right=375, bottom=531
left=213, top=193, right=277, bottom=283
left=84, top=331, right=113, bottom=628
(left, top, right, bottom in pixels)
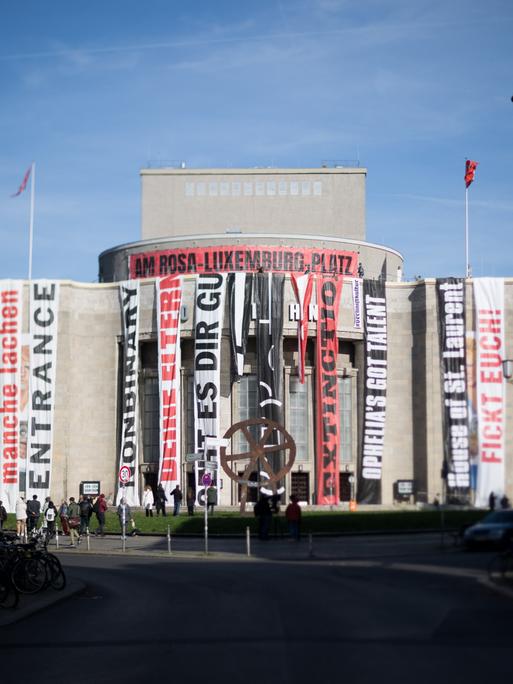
left=129, top=245, right=358, bottom=279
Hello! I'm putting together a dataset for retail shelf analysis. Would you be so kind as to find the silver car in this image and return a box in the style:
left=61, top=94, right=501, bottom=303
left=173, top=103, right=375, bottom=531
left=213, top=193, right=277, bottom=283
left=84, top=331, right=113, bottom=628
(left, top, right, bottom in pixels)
left=463, top=510, right=513, bottom=549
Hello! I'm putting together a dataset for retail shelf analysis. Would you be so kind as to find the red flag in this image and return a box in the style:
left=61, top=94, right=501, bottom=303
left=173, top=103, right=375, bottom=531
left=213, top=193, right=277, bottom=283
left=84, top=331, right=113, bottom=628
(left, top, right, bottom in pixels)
left=11, top=165, right=32, bottom=197
left=465, top=160, right=478, bottom=188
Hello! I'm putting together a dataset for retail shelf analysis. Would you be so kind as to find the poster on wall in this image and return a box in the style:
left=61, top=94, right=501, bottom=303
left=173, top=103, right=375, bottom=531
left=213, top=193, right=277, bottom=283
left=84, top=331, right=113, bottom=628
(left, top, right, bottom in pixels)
left=357, top=279, right=387, bottom=505
left=436, top=278, right=471, bottom=499
left=130, top=245, right=358, bottom=279
left=352, top=278, right=363, bottom=330
left=193, top=273, right=226, bottom=505
left=156, top=275, right=182, bottom=502
left=315, top=275, right=343, bottom=505
left=0, top=281, right=23, bottom=513
left=474, top=278, right=505, bottom=507
left=291, top=272, right=314, bottom=384
left=255, top=273, right=285, bottom=482
left=227, top=272, right=252, bottom=382
left=26, top=281, right=60, bottom=504
left=116, top=281, right=141, bottom=506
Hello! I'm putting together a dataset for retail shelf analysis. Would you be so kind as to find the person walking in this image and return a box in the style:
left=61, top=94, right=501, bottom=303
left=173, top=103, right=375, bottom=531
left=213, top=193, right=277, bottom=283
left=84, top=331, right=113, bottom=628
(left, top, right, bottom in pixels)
left=0, top=500, right=7, bottom=530
left=206, top=484, right=217, bottom=515
left=285, top=494, right=301, bottom=542
left=45, top=501, right=57, bottom=541
left=143, top=485, right=154, bottom=517
left=186, top=487, right=196, bottom=516
left=15, top=496, right=26, bottom=538
left=170, top=485, right=183, bottom=516
left=26, top=494, right=41, bottom=534
left=155, top=483, right=167, bottom=516
left=68, top=497, right=81, bottom=547
left=59, top=499, right=70, bottom=535
left=94, top=493, right=108, bottom=536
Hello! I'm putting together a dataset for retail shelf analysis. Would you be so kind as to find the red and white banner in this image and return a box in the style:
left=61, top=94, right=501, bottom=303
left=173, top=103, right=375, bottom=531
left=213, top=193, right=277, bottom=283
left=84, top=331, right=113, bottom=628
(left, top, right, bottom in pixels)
left=291, top=273, right=314, bottom=384
left=193, top=274, right=226, bottom=505
left=0, top=281, right=23, bottom=513
left=316, top=275, right=343, bottom=505
left=27, top=281, right=60, bottom=503
left=116, top=281, right=140, bottom=506
left=156, top=276, right=182, bottom=501
left=474, top=278, right=505, bottom=506
left=130, top=245, right=357, bottom=279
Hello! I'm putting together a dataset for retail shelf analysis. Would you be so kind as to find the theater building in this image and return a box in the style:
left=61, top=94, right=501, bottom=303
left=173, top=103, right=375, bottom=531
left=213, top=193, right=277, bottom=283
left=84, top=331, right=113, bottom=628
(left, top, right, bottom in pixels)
left=0, top=166, right=511, bottom=512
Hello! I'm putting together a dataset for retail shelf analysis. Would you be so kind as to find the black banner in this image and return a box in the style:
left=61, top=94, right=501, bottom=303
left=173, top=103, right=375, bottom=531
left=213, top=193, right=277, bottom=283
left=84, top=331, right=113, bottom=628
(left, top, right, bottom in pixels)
left=358, top=279, right=387, bottom=505
left=436, top=277, right=470, bottom=498
left=227, top=273, right=253, bottom=383
left=255, top=273, right=284, bottom=476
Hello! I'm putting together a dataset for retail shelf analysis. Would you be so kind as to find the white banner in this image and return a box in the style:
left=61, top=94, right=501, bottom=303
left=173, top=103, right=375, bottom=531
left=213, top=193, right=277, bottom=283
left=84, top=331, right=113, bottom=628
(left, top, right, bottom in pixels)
left=116, top=281, right=140, bottom=506
left=352, top=278, right=363, bottom=330
left=26, top=281, right=59, bottom=503
left=0, top=281, right=23, bottom=513
left=193, top=274, right=226, bottom=505
left=156, top=276, right=182, bottom=502
left=474, top=278, right=505, bottom=506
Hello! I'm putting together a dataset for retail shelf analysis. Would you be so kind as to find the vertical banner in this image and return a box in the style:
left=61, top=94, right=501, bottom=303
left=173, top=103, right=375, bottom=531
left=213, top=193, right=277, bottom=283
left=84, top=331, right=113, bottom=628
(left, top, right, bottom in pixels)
left=315, top=275, right=343, bottom=505
left=255, top=273, right=284, bottom=481
left=0, top=281, right=23, bottom=513
left=465, top=331, right=479, bottom=493
left=227, top=272, right=253, bottom=382
left=358, top=279, right=387, bottom=505
left=351, top=278, right=363, bottom=330
left=156, top=276, right=182, bottom=502
left=291, top=272, right=314, bottom=384
left=436, top=278, right=471, bottom=499
left=26, top=281, right=59, bottom=503
left=474, top=278, right=505, bottom=506
left=193, top=273, right=226, bottom=505
left=116, top=281, right=140, bottom=506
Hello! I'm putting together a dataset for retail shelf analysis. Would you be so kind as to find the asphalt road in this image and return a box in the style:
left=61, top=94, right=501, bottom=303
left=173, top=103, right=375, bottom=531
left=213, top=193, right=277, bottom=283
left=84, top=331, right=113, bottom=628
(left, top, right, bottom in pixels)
left=1, top=535, right=512, bottom=684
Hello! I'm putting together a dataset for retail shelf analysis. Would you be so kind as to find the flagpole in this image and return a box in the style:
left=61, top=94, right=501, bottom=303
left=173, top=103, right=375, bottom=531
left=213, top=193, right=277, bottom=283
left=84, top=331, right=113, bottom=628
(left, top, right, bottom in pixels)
left=28, top=162, right=35, bottom=281
left=465, top=185, right=470, bottom=278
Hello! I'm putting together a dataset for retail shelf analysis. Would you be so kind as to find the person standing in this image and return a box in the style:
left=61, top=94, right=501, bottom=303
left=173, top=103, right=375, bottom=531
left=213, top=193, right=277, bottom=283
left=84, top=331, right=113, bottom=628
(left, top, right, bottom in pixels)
left=489, top=491, right=497, bottom=511
left=15, top=496, right=26, bottom=538
left=285, top=494, right=301, bottom=542
left=79, top=495, right=92, bottom=535
left=94, top=493, right=108, bottom=536
left=155, top=483, right=167, bottom=516
left=170, top=485, right=182, bottom=516
left=186, top=487, right=195, bottom=516
left=68, top=497, right=81, bottom=547
left=26, top=495, right=41, bottom=534
left=45, top=501, right=57, bottom=541
left=59, top=499, right=70, bottom=535
left=206, top=484, right=217, bottom=515
left=254, top=495, right=272, bottom=541
left=143, top=485, right=154, bottom=517
left=0, top=500, right=7, bottom=530
left=117, top=498, right=131, bottom=537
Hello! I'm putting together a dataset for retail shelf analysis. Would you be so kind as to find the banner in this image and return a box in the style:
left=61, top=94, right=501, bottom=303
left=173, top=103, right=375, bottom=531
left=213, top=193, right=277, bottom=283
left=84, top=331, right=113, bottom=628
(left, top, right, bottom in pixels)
left=0, top=281, right=23, bottom=513
left=436, top=278, right=470, bottom=498
left=255, top=273, right=284, bottom=488
left=26, top=281, right=59, bottom=503
left=291, top=273, right=314, bottom=384
left=352, top=278, right=363, bottom=330
left=116, top=281, right=140, bottom=506
left=193, top=274, right=226, bottom=505
left=156, top=276, right=182, bottom=502
left=315, top=275, right=343, bottom=505
left=474, top=278, right=505, bottom=506
left=130, top=245, right=358, bottom=279
left=227, top=272, right=253, bottom=382
left=358, top=279, right=387, bottom=505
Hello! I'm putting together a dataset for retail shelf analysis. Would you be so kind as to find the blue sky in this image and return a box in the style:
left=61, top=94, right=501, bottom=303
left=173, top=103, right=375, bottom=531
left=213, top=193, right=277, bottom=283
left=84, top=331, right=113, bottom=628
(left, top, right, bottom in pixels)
left=1, top=0, right=512, bottom=282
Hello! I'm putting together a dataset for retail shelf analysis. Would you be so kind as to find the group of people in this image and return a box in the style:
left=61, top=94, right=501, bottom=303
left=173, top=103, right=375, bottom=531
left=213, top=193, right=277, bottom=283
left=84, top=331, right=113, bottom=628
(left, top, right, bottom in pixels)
left=488, top=491, right=510, bottom=511
left=254, top=494, right=302, bottom=541
left=10, top=493, right=109, bottom=547
left=141, top=483, right=218, bottom=517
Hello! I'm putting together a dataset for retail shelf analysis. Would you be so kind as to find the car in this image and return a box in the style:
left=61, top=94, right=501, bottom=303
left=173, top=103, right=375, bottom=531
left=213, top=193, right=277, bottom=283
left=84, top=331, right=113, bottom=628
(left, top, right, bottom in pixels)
left=463, top=510, right=513, bottom=549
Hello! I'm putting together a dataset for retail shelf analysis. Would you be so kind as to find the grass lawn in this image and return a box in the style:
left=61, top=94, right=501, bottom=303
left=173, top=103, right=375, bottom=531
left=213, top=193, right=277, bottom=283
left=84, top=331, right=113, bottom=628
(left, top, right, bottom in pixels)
left=2, top=507, right=488, bottom=536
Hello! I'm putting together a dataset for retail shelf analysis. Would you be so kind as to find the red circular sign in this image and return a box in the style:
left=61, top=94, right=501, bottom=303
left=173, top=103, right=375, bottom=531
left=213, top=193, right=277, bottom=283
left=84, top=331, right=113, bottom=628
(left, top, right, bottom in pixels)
left=119, top=466, right=131, bottom=484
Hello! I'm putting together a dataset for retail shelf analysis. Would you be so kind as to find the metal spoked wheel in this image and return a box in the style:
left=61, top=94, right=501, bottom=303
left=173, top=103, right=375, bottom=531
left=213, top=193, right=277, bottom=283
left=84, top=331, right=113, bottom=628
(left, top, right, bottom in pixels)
left=11, top=557, right=47, bottom=594
left=45, top=554, right=66, bottom=591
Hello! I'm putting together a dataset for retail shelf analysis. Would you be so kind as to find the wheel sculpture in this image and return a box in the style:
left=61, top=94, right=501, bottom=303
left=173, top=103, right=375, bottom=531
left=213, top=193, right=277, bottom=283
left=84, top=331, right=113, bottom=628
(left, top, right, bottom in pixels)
left=220, top=418, right=296, bottom=513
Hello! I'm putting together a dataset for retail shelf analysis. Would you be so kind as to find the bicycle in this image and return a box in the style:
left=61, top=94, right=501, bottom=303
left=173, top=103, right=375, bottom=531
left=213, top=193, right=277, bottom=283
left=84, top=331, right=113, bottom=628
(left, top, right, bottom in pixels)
left=487, top=548, right=513, bottom=583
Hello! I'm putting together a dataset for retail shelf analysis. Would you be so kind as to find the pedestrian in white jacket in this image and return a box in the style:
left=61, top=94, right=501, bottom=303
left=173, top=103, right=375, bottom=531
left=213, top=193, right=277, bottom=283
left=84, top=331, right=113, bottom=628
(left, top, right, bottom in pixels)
left=143, top=486, right=154, bottom=518
left=15, top=496, right=26, bottom=537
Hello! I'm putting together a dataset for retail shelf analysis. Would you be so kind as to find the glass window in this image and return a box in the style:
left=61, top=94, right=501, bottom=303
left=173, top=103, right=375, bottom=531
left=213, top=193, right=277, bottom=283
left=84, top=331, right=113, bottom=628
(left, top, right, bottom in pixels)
left=289, top=375, right=309, bottom=461
left=237, top=375, right=259, bottom=453
left=338, top=376, right=352, bottom=463
left=142, top=375, right=159, bottom=463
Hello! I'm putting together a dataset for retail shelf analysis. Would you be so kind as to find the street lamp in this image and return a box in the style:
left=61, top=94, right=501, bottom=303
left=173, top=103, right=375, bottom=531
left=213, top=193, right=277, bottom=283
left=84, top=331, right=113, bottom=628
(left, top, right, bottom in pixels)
left=502, top=359, right=513, bottom=381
